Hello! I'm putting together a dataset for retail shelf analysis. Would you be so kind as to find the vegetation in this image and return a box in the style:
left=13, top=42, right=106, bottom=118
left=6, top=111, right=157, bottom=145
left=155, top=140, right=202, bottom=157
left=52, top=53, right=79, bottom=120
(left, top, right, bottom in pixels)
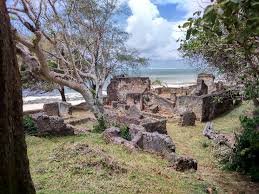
left=92, top=116, right=108, bottom=133
left=179, top=0, right=259, bottom=182
left=179, top=0, right=259, bottom=102
left=26, top=102, right=259, bottom=193
left=9, top=0, right=147, bottom=117
left=225, top=116, right=259, bottom=181
left=120, top=125, right=131, bottom=141
left=23, top=116, right=38, bottom=135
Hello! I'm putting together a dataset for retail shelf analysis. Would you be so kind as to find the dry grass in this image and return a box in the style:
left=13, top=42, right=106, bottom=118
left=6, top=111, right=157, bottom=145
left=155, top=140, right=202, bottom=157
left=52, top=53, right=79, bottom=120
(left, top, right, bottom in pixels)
left=26, top=101, right=259, bottom=194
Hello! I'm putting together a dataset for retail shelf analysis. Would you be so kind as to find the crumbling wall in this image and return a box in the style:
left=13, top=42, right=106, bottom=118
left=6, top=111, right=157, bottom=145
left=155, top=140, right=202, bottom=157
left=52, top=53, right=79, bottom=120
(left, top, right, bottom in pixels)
left=176, top=91, right=234, bottom=122
left=144, top=92, right=176, bottom=113
left=197, top=73, right=216, bottom=94
left=154, top=85, right=197, bottom=98
left=126, top=93, right=144, bottom=110
left=107, top=77, right=151, bottom=104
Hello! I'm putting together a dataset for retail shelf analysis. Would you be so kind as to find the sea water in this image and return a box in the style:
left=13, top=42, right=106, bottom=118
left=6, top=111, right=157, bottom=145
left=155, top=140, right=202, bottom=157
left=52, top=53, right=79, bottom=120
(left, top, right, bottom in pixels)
left=23, top=67, right=199, bottom=109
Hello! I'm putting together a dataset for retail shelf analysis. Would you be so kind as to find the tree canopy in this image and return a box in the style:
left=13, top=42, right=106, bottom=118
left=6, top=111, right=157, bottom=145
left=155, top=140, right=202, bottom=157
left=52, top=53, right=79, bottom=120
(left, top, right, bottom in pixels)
left=179, top=0, right=259, bottom=101
left=9, top=0, right=147, bottom=117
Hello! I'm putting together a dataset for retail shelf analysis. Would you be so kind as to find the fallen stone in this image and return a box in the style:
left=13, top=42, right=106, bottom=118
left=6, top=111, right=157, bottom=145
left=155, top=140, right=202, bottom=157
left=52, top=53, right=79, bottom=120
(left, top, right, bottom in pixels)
left=31, top=113, right=74, bottom=136
left=140, top=132, right=175, bottom=157
left=149, top=105, right=159, bottom=113
left=169, top=154, right=198, bottom=172
left=179, top=111, right=196, bottom=126
left=126, top=105, right=144, bottom=119
left=203, top=122, right=232, bottom=148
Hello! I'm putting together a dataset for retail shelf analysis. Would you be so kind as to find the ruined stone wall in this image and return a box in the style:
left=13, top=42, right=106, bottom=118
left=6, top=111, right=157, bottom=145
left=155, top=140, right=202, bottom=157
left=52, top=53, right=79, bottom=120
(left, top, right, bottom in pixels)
left=145, top=92, right=176, bottom=113
left=197, top=73, right=216, bottom=94
left=154, top=85, right=197, bottom=97
left=175, top=91, right=234, bottom=122
left=126, top=93, right=144, bottom=110
left=107, top=77, right=151, bottom=104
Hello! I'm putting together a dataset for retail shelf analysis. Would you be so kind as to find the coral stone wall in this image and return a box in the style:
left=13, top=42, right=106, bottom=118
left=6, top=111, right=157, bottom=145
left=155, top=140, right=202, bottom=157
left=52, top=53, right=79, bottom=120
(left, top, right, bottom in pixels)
left=107, top=77, right=151, bottom=104
left=197, top=73, right=216, bottom=94
left=154, top=85, right=197, bottom=97
left=176, top=91, right=234, bottom=122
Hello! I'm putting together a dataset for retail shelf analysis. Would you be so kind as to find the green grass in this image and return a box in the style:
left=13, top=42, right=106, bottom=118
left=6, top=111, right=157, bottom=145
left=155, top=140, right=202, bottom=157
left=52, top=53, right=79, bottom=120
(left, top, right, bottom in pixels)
left=26, top=102, right=259, bottom=194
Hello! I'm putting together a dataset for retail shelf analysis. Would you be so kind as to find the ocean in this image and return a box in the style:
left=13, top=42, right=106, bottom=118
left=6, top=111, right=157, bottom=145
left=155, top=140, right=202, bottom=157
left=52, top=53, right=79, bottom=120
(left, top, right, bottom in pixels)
left=23, top=68, right=199, bottom=109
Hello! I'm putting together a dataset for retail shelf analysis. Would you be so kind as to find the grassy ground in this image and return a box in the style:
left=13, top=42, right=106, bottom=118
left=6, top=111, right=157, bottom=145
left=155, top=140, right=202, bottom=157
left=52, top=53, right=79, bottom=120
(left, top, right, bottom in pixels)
left=26, top=101, right=259, bottom=194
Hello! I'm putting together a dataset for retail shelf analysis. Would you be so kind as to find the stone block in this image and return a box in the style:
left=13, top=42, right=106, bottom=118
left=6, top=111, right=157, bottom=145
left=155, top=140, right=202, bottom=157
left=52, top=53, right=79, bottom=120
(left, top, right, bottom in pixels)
left=43, top=102, right=72, bottom=117
left=179, top=111, right=196, bottom=126
left=31, top=113, right=74, bottom=136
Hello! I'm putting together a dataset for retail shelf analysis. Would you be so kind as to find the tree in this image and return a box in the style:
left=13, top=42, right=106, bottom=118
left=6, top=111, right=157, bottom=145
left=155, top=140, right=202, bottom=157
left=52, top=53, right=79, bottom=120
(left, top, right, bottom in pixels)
left=179, top=0, right=259, bottom=105
left=21, top=68, right=67, bottom=102
left=9, top=0, right=147, bottom=118
left=0, top=0, right=35, bottom=193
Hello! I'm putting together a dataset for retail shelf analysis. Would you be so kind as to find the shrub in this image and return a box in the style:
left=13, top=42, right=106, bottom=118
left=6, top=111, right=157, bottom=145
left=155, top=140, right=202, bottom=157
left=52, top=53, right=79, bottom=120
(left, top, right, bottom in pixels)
left=120, top=125, right=131, bottom=141
left=92, top=116, right=107, bottom=133
left=23, top=115, right=37, bottom=135
left=226, top=116, right=259, bottom=181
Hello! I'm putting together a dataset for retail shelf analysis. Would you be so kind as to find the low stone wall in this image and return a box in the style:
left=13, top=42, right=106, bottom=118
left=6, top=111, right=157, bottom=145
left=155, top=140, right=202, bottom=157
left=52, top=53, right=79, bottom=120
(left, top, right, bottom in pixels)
left=154, top=85, right=197, bottom=97
left=145, top=92, right=176, bottom=113
left=104, top=109, right=167, bottom=134
left=175, top=91, right=235, bottom=122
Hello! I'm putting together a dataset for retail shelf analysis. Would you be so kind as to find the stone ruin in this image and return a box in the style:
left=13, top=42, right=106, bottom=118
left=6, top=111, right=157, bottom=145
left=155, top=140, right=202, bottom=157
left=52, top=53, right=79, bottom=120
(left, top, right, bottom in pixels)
left=104, top=73, right=235, bottom=122
left=43, top=102, right=72, bottom=117
left=103, top=124, right=198, bottom=172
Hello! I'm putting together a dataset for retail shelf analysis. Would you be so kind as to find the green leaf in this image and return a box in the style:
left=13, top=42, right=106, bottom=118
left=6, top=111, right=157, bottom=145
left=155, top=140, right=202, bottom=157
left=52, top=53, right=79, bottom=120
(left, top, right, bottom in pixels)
left=186, top=28, right=192, bottom=40
left=182, top=22, right=190, bottom=28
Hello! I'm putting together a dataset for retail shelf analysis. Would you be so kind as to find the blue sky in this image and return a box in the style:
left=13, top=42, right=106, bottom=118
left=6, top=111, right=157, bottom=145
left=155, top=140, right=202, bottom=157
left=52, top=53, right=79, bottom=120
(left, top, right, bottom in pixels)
left=7, top=0, right=210, bottom=68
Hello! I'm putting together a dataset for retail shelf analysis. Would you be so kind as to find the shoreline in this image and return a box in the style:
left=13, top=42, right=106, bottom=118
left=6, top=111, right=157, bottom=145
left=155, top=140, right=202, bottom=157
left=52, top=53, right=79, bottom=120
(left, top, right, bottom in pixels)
left=22, top=83, right=196, bottom=111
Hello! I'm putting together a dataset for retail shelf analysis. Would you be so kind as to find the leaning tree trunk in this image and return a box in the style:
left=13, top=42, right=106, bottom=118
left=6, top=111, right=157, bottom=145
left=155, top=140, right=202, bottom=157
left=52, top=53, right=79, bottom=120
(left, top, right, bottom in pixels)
left=0, top=1, right=35, bottom=194
left=58, top=85, right=66, bottom=102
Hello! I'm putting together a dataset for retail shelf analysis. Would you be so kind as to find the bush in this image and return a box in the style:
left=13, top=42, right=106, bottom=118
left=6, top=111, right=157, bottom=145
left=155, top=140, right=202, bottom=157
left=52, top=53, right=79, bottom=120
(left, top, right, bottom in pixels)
left=23, top=115, right=37, bottom=135
left=226, top=116, right=259, bottom=181
left=120, top=125, right=131, bottom=141
left=92, top=116, right=107, bottom=133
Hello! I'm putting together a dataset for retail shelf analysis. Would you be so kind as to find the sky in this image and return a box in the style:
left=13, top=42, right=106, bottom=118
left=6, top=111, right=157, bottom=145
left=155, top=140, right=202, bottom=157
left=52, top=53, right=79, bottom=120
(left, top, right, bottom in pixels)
left=119, top=0, right=211, bottom=68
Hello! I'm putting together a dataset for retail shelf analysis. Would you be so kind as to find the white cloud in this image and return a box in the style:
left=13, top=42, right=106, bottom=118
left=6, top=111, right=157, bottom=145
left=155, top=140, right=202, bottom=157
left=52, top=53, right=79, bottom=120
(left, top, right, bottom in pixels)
left=126, top=0, right=185, bottom=60
left=124, top=0, right=212, bottom=61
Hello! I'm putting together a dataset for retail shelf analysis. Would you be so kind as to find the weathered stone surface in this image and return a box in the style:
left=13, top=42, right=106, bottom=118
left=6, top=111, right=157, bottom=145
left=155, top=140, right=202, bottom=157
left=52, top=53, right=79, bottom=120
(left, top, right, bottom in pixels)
left=107, top=77, right=151, bottom=104
left=31, top=113, right=74, bottom=136
left=144, top=92, right=175, bottom=114
left=195, top=80, right=208, bottom=96
left=43, top=102, right=72, bottom=117
left=129, top=124, right=145, bottom=139
left=139, top=132, right=175, bottom=157
left=126, top=105, right=144, bottom=119
left=203, top=122, right=232, bottom=148
left=111, top=101, right=129, bottom=111
left=103, top=127, right=138, bottom=150
left=179, top=111, right=196, bottom=126
left=175, top=91, right=235, bottom=122
left=149, top=105, right=159, bottom=113
left=170, top=92, right=177, bottom=103
left=126, top=93, right=144, bottom=110
left=197, top=73, right=215, bottom=94
left=169, top=154, right=198, bottom=171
